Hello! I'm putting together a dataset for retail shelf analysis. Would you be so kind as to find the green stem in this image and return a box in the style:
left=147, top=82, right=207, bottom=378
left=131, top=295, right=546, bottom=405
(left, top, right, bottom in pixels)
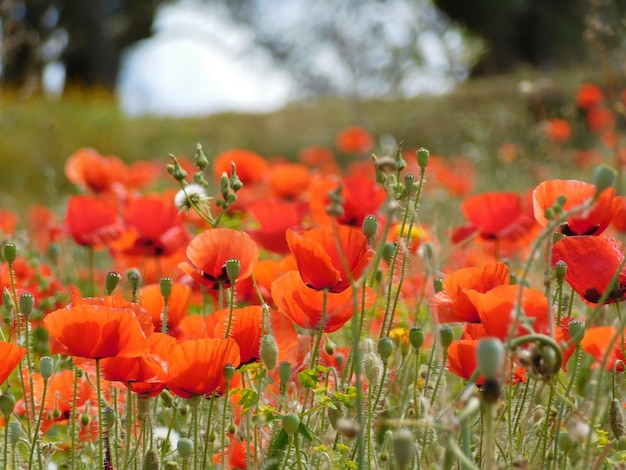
left=28, top=376, right=48, bottom=468
left=201, top=394, right=216, bottom=470
left=96, top=359, right=104, bottom=470
left=221, top=385, right=230, bottom=470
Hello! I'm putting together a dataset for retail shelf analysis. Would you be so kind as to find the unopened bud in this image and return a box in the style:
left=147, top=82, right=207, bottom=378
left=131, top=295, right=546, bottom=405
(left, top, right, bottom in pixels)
left=364, top=352, right=384, bottom=384
left=142, top=449, right=161, bottom=470
left=167, top=155, right=188, bottom=182
left=393, top=429, right=416, bottom=470
left=194, top=143, right=209, bottom=170
left=593, top=164, right=617, bottom=198
left=611, top=398, right=626, bottom=438
left=177, top=438, right=194, bottom=459
left=8, top=421, right=21, bottom=446
left=260, top=334, right=279, bottom=370
left=382, top=242, right=397, bottom=263
left=3, top=287, right=14, bottom=313
left=278, top=361, right=292, bottom=384
left=409, top=326, right=424, bottom=350
left=476, top=338, right=504, bottom=380
left=0, top=393, right=16, bottom=419
left=282, top=414, right=300, bottom=436
left=39, top=356, right=54, bottom=380
left=544, top=207, right=556, bottom=220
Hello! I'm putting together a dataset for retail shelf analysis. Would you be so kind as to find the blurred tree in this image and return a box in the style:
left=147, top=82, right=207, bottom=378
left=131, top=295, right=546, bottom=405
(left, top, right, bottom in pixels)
left=434, top=0, right=588, bottom=75
left=0, top=0, right=161, bottom=92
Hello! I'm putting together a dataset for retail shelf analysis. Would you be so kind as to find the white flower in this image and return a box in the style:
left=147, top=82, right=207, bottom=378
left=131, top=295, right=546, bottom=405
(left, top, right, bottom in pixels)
left=174, top=184, right=211, bottom=213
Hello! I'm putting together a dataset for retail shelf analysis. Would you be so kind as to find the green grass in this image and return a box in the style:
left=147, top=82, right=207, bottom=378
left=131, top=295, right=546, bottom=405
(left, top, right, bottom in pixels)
left=0, top=66, right=595, bottom=204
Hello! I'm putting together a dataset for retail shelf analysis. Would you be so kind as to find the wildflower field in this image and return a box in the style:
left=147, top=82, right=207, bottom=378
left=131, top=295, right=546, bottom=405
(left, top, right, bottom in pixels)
left=1, top=78, right=626, bottom=470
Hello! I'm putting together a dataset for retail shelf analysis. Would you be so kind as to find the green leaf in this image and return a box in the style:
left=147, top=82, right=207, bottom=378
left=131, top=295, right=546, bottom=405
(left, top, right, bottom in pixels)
left=298, top=368, right=319, bottom=388
left=298, top=421, right=320, bottom=443
left=272, top=429, right=289, bottom=449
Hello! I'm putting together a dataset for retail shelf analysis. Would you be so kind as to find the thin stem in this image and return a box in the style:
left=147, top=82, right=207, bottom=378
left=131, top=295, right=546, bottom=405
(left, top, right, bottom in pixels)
left=28, top=376, right=48, bottom=469
left=96, top=359, right=105, bottom=470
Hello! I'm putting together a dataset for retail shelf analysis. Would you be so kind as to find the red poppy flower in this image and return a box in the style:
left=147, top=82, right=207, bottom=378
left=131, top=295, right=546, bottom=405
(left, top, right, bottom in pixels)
left=464, top=285, right=550, bottom=341
left=112, top=195, right=191, bottom=257
left=587, top=107, right=615, bottom=133
left=271, top=271, right=376, bottom=333
left=0, top=341, right=26, bottom=385
left=576, top=83, right=604, bottom=109
left=533, top=179, right=618, bottom=236
left=459, top=192, right=526, bottom=241
left=544, top=118, right=572, bottom=142
left=552, top=236, right=626, bottom=305
left=447, top=339, right=480, bottom=382
left=101, top=332, right=177, bottom=396
left=212, top=149, right=268, bottom=184
left=65, top=195, right=124, bottom=248
left=336, top=126, right=374, bottom=155
left=431, top=262, right=510, bottom=323
left=580, top=326, right=623, bottom=370
left=153, top=337, right=241, bottom=398
left=139, top=282, right=192, bottom=333
left=247, top=199, right=304, bottom=254
left=286, top=224, right=373, bottom=293
left=178, top=228, right=260, bottom=290
left=43, top=295, right=152, bottom=359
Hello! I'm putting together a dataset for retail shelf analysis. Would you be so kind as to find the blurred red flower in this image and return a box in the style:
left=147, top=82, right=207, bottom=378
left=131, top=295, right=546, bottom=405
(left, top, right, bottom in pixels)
left=335, top=126, right=373, bottom=155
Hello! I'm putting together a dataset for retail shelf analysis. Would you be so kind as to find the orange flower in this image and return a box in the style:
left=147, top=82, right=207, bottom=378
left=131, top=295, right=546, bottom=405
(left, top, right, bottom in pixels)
left=431, top=262, right=510, bottom=323
left=267, top=162, right=312, bottom=199
left=153, top=337, right=241, bottom=398
left=286, top=225, right=373, bottom=293
left=544, top=118, right=572, bottom=142
left=271, top=271, right=376, bottom=333
left=212, top=149, right=268, bottom=184
left=587, top=107, right=615, bottom=133
left=178, top=228, right=260, bottom=290
left=43, top=295, right=152, bottom=359
left=533, top=179, right=618, bottom=236
left=576, top=83, right=604, bottom=109
left=139, top=282, right=192, bottom=333
left=465, top=285, right=550, bottom=340
left=552, top=236, right=626, bottom=305
left=112, top=195, right=191, bottom=257
left=447, top=339, right=480, bottom=382
left=65, top=195, right=124, bottom=248
left=580, top=326, right=623, bottom=370
left=65, top=148, right=127, bottom=193
left=336, top=126, right=374, bottom=155
left=0, top=341, right=26, bottom=385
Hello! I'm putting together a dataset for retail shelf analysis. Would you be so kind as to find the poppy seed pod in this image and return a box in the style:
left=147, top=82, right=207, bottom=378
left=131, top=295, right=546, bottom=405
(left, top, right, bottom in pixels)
left=476, top=338, right=504, bottom=380
left=177, top=438, right=194, bottom=459
left=568, top=320, right=586, bottom=344
left=19, top=292, right=34, bottom=317
left=409, top=326, right=424, bottom=350
left=377, top=337, right=394, bottom=364
left=80, top=412, right=91, bottom=427
left=611, top=398, right=626, bottom=438
left=404, top=173, right=415, bottom=193
left=223, top=363, right=236, bottom=382
left=39, top=356, right=54, bottom=380
left=362, top=215, right=378, bottom=239
left=282, top=414, right=300, bottom=436
left=439, top=325, right=454, bottom=350
left=417, top=147, right=430, bottom=169
left=105, top=271, right=122, bottom=295
left=278, top=361, right=292, bottom=384
left=160, top=277, right=173, bottom=299
left=433, top=277, right=444, bottom=293
left=593, top=164, right=617, bottom=198
left=225, top=258, right=241, bottom=282
left=0, top=393, right=16, bottom=419
left=260, top=334, right=279, bottom=370
left=127, top=270, right=142, bottom=290
left=393, top=429, right=416, bottom=470
left=3, top=242, right=16, bottom=264
left=554, top=260, right=567, bottom=282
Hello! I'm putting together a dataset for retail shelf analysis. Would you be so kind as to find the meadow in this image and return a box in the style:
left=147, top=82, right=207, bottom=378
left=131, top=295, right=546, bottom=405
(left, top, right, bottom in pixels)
left=0, top=65, right=624, bottom=470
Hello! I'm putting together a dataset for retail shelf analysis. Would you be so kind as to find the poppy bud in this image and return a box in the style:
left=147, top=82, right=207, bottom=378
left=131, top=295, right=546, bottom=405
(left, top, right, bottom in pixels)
left=225, top=192, right=238, bottom=205
left=417, top=147, right=430, bottom=169
left=568, top=320, right=585, bottom=344
left=167, top=155, right=188, bottom=182
left=39, top=356, right=54, bottom=380
left=282, top=414, right=300, bottom=436
left=611, top=398, right=626, bottom=438
left=80, top=412, right=91, bottom=427
left=335, top=352, right=345, bottom=369
left=260, top=334, right=279, bottom=370
left=160, top=277, right=173, bottom=300
left=382, top=242, right=397, bottom=263
left=193, top=171, right=209, bottom=188
left=404, top=173, right=415, bottom=193
left=8, top=421, right=20, bottom=446
left=3, top=243, right=16, bottom=264
left=476, top=338, right=504, bottom=380
left=377, top=337, right=394, bottom=364
left=223, top=363, right=236, bottom=382
left=554, top=260, right=567, bottom=282
left=0, top=393, right=16, bottom=419
left=278, top=361, right=292, bottom=385
left=102, top=406, right=116, bottom=431
left=364, top=352, right=384, bottom=385
left=230, top=173, right=244, bottom=192
left=225, top=258, right=241, bottom=283
left=544, top=207, right=556, bottom=220
left=220, top=172, right=230, bottom=197
left=160, top=390, right=175, bottom=408
left=393, top=429, right=416, bottom=470
left=593, top=164, right=617, bottom=198
left=105, top=271, right=121, bottom=295
left=362, top=215, right=378, bottom=239
left=19, top=292, right=34, bottom=317
left=194, top=143, right=209, bottom=170
left=557, top=431, right=574, bottom=453
left=433, top=277, right=444, bottom=293
left=177, top=438, right=194, bottom=459
left=142, top=449, right=161, bottom=470
left=409, top=326, right=424, bottom=350
left=439, top=325, right=454, bottom=350
left=395, top=145, right=407, bottom=172
left=228, top=423, right=237, bottom=434
left=3, top=287, right=14, bottom=313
